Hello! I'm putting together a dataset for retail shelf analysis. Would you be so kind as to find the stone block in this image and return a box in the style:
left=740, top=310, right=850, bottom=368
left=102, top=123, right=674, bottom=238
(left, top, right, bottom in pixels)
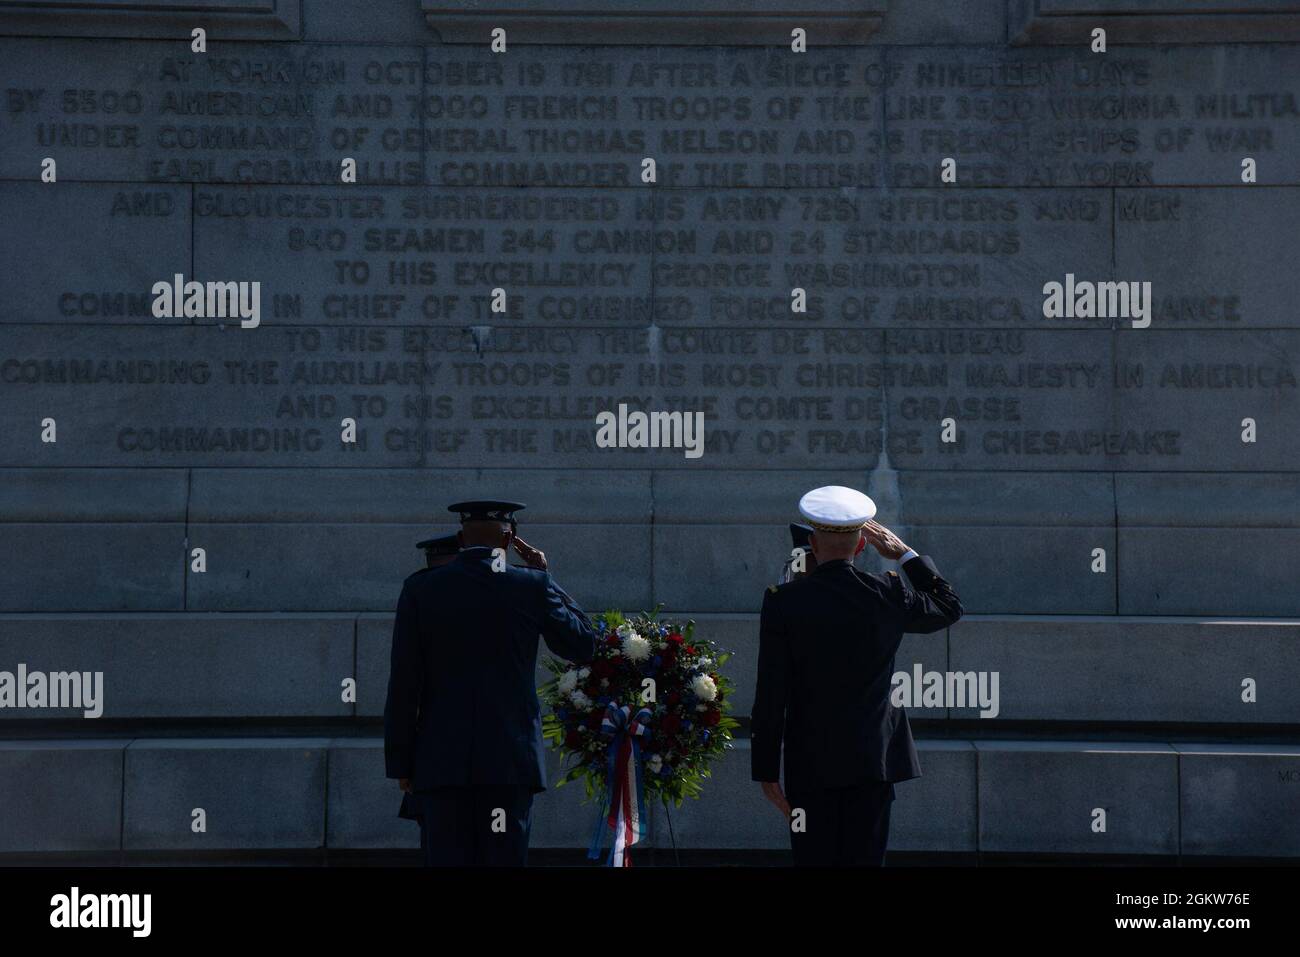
left=1118, top=528, right=1300, bottom=616
left=950, top=616, right=1300, bottom=723
left=0, top=524, right=183, bottom=612
left=976, top=741, right=1179, bottom=855
left=0, top=614, right=354, bottom=720
left=0, top=468, right=187, bottom=522
left=1176, top=744, right=1300, bottom=857
left=0, top=740, right=125, bottom=852
left=123, top=738, right=329, bottom=850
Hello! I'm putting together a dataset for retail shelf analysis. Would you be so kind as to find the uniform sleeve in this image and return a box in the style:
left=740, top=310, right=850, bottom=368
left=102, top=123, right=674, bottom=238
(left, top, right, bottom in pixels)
left=537, top=574, right=597, bottom=664
left=383, top=580, right=422, bottom=779
left=751, top=587, right=791, bottom=783
left=892, top=555, right=964, bottom=634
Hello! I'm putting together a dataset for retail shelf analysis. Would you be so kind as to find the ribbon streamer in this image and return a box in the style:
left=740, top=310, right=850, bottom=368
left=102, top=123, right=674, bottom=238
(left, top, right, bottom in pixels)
left=586, top=702, right=652, bottom=867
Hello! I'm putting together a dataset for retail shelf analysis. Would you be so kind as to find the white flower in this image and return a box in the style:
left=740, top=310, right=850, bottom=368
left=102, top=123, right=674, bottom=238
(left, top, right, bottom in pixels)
left=570, top=690, right=592, bottom=710
left=696, top=703, right=708, bottom=712
left=557, top=670, right=578, bottom=695
left=697, top=657, right=714, bottom=671
left=647, top=754, right=663, bottom=773
left=616, top=623, right=637, bottom=641
left=577, top=667, right=590, bottom=679
left=691, top=674, right=718, bottom=702
left=623, top=634, right=652, bottom=662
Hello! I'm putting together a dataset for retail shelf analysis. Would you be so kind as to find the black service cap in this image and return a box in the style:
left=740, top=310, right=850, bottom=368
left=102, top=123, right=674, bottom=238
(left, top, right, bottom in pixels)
left=789, top=522, right=814, bottom=549
left=448, top=500, right=526, bottom=526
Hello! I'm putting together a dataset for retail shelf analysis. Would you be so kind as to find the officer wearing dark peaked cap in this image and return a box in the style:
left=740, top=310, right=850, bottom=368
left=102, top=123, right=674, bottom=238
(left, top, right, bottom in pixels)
left=384, top=500, right=596, bottom=865
left=752, top=485, right=963, bottom=867
left=780, top=522, right=818, bottom=583
left=416, top=532, right=460, bottom=569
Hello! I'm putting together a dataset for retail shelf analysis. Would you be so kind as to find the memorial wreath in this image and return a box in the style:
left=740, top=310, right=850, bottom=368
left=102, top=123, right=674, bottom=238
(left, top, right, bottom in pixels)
left=540, top=607, right=738, bottom=866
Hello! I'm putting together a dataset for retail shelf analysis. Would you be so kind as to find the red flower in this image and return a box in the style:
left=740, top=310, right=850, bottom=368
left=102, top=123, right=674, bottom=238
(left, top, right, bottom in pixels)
left=666, top=632, right=684, bottom=645
left=565, top=729, right=584, bottom=749
left=660, top=647, right=677, bottom=668
left=665, top=691, right=681, bottom=705
left=661, top=713, right=682, bottom=734
left=592, top=659, right=615, bottom=679
left=703, top=710, right=721, bottom=727
left=685, top=646, right=696, bottom=656
left=604, top=634, right=619, bottom=646
left=586, top=711, right=604, bottom=730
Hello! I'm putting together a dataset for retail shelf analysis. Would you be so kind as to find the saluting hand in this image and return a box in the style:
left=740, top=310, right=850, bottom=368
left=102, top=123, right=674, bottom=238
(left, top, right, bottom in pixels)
left=864, top=520, right=910, bottom=561
left=512, top=535, right=548, bottom=571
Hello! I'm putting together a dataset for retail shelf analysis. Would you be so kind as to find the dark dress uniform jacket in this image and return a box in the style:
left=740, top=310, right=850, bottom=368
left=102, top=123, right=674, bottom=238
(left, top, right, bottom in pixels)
left=751, top=555, right=963, bottom=792
left=384, top=547, right=596, bottom=793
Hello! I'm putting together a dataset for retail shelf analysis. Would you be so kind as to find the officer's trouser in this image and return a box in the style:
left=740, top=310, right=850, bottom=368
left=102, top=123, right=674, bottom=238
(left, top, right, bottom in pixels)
left=410, top=786, right=534, bottom=867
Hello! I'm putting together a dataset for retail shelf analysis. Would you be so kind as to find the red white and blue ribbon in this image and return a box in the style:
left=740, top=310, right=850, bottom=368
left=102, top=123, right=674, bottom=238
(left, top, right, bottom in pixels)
left=587, top=702, right=652, bottom=867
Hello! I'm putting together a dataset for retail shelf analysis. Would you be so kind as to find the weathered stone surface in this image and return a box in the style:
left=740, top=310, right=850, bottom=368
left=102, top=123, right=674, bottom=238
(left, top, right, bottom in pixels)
left=0, top=183, right=190, bottom=324
left=0, top=0, right=302, bottom=39
left=1113, top=330, right=1300, bottom=472
left=1010, top=0, right=1300, bottom=46
left=977, top=741, right=1179, bottom=855
left=0, top=524, right=183, bottom=612
left=1116, top=472, right=1300, bottom=528
left=1176, top=744, right=1300, bottom=857
left=0, top=740, right=125, bottom=852
left=188, top=522, right=650, bottom=611
left=189, top=467, right=652, bottom=523
left=422, top=1, right=888, bottom=46
left=123, top=739, right=329, bottom=849
left=1119, top=528, right=1300, bottom=616
left=892, top=740, right=978, bottom=851
left=951, top=617, right=1300, bottom=723
left=0, top=468, right=187, bottom=521
left=1115, top=189, right=1300, bottom=330
left=667, top=188, right=1111, bottom=331
left=887, top=45, right=1300, bottom=187
left=0, top=40, right=418, bottom=184
left=193, top=186, right=655, bottom=327
left=0, top=614, right=354, bottom=720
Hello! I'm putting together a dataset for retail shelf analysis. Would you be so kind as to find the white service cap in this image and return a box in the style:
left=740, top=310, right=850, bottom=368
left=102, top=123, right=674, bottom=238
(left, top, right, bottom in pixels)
left=798, top=485, right=877, bottom=533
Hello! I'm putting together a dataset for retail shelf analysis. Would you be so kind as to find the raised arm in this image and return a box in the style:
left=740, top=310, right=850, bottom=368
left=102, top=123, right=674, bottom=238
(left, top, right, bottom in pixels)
left=537, top=573, right=597, bottom=664
left=864, top=521, right=963, bottom=634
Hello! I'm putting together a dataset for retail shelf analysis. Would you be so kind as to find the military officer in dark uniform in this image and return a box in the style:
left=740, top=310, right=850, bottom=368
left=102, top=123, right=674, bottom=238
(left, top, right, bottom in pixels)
left=780, top=522, right=818, bottom=583
left=384, top=500, right=596, bottom=866
left=416, top=532, right=460, bottom=569
left=751, top=485, right=963, bottom=867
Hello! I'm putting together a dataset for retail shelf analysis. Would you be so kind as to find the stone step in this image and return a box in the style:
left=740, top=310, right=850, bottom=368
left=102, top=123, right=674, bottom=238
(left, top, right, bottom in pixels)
left=3, top=736, right=1297, bottom=857
left=3, top=468, right=1297, bottom=616
left=2, top=613, right=1295, bottom=725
